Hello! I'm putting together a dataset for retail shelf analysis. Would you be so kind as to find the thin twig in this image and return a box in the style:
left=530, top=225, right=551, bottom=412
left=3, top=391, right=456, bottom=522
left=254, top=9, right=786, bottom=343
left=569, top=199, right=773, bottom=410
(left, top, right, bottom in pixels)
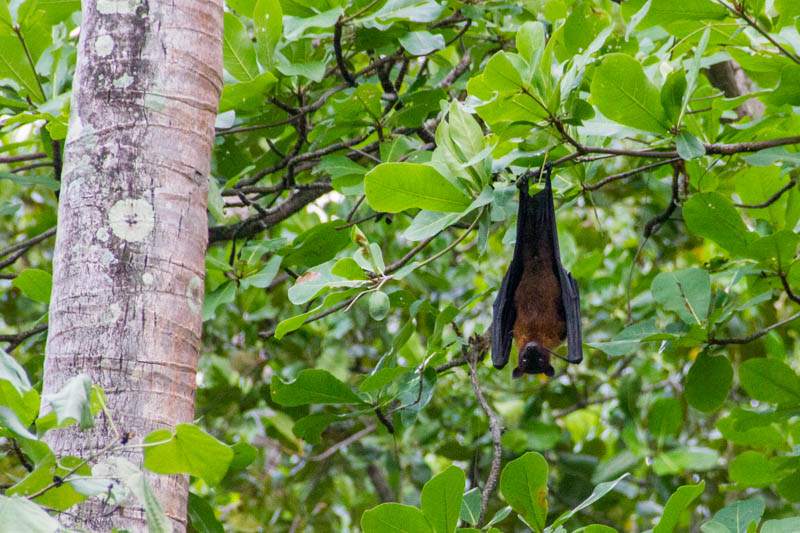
left=734, top=179, right=796, bottom=208
left=0, top=152, right=47, bottom=164
left=468, top=348, right=502, bottom=527
left=308, top=424, right=376, bottom=461
left=709, top=310, right=800, bottom=345
left=583, top=158, right=681, bottom=191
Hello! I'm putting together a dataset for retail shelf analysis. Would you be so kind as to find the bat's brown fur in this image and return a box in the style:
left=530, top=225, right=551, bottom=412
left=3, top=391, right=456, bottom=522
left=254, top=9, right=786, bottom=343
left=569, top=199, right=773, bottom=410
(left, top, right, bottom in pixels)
left=512, top=243, right=566, bottom=369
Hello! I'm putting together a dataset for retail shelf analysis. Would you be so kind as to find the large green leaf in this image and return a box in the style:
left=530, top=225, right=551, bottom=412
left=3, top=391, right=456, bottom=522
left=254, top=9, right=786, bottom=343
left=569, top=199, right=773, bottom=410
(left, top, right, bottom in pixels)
left=738, top=358, right=800, bottom=405
left=651, top=268, right=710, bottom=325
left=41, top=373, right=94, bottom=430
left=143, top=424, right=234, bottom=487
left=701, top=497, right=764, bottom=533
left=271, top=369, right=364, bottom=406
left=421, top=466, right=465, bottom=533
left=361, top=503, right=434, bottom=533
left=685, top=353, right=732, bottom=412
left=648, top=397, right=682, bottom=440
left=499, top=452, right=548, bottom=531
left=222, top=12, right=259, bottom=81
left=188, top=492, right=224, bottom=533
left=729, top=451, right=776, bottom=488
left=683, top=193, right=754, bottom=256
left=365, top=163, right=471, bottom=213
left=253, top=0, right=282, bottom=71
left=11, top=269, right=52, bottom=304
left=0, top=495, right=59, bottom=533
left=654, top=481, right=705, bottom=533
left=590, top=54, right=668, bottom=133
left=283, top=221, right=351, bottom=268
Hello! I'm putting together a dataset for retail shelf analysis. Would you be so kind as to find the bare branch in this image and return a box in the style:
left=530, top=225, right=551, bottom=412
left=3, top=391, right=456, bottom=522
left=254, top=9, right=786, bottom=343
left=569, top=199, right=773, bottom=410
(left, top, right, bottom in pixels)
left=709, top=311, right=800, bottom=345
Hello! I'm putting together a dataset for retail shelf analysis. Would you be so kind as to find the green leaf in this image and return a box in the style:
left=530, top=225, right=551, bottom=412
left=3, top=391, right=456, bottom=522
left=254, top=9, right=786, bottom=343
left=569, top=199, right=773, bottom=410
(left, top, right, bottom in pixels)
left=100, top=456, right=172, bottom=533
left=549, top=474, right=630, bottom=529
left=0, top=347, right=32, bottom=393
left=203, top=280, right=236, bottom=321
left=0, top=172, right=60, bottom=190
left=483, top=52, right=524, bottom=93
left=715, top=408, right=787, bottom=449
left=564, top=3, right=610, bottom=57
left=361, top=503, right=434, bottom=533
left=45, top=373, right=94, bottom=430
left=271, top=369, right=363, bottom=406
left=284, top=221, right=351, bottom=268
left=275, top=289, right=358, bottom=338
left=676, top=131, right=706, bottom=160
left=241, top=255, right=282, bottom=289
left=735, top=167, right=789, bottom=229
left=222, top=12, right=259, bottom=82
left=638, top=0, right=727, bottom=29
left=729, top=451, right=776, bottom=488
left=762, top=518, right=800, bottom=533
left=218, top=71, right=278, bottom=113
left=253, top=0, right=282, bottom=71
left=365, top=163, right=471, bottom=213
left=399, top=30, right=445, bottom=56
left=746, top=230, right=799, bottom=267
left=777, top=469, right=800, bottom=502
left=421, top=466, right=465, bottom=533
left=683, top=193, right=754, bottom=256
left=403, top=211, right=463, bottom=241
left=653, top=447, right=718, bottom=476
left=685, top=353, right=732, bottom=412
left=143, top=424, right=233, bottom=486
left=587, top=319, right=661, bottom=356
left=360, top=367, right=412, bottom=392
left=499, top=452, right=548, bottom=531
left=365, top=0, right=445, bottom=23
left=701, top=497, right=764, bottom=533
left=229, top=442, right=258, bottom=470
left=661, top=69, right=687, bottom=125
left=648, top=397, right=682, bottom=439
left=0, top=495, right=59, bottom=533
left=651, top=267, right=710, bottom=325
left=739, top=358, right=800, bottom=405
left=0, top=33, right=43, bottom=104
left=188, top=492, right=224, bottom=533
left=7, top=455, right=89, bottom=510
left=11, top=269, right=52, bottom=304
left=654, top=481, right=705, bottom=533
left=0, top=200, right=21, bottom=215
left=589, top=54, right=668, bottom=133
left=0, top=406, right=36, bottom=440
left=283, top=8, right=343, bottom=40
left=459, top=488, right=481, bottom=526
left=292, top=413, right=339, bottom=445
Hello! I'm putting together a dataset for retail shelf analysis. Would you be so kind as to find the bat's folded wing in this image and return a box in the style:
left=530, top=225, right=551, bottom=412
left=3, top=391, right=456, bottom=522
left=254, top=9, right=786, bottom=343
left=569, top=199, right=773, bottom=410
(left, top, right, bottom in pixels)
left=491, top=268, right=515, bottom=369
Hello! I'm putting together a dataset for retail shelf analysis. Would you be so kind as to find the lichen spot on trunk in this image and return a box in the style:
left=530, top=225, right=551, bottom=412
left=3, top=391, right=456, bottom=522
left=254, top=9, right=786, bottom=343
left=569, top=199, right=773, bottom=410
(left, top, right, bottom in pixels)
left=108, top=198, right=154, bottom=242
left=186, top=275, right=203, bottom=315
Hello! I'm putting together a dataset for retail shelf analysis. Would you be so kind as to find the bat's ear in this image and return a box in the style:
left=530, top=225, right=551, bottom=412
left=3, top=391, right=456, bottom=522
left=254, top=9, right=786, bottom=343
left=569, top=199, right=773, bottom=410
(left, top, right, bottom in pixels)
left=512, top=367, right=523, bottom=379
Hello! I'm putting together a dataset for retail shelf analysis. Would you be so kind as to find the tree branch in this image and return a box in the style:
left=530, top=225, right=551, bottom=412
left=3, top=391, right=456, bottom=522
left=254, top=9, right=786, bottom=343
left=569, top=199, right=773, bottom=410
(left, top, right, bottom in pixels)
left=709, top=311, right=800, bottom=345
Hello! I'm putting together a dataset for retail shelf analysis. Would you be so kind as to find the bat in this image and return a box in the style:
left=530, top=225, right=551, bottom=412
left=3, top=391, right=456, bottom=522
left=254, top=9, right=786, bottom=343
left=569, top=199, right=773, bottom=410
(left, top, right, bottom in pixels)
left=491, top=166, right=583, bottom=378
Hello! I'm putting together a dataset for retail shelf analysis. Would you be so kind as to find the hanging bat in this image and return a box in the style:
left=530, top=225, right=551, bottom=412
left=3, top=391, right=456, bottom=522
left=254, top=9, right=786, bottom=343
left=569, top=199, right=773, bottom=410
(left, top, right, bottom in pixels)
left=491, top=166, right=583, bottom=378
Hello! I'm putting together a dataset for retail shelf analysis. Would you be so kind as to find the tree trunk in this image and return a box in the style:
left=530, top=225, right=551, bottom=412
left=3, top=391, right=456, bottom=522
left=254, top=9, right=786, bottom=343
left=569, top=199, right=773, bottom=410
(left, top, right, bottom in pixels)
left=40, top=1, right=222, bottom=531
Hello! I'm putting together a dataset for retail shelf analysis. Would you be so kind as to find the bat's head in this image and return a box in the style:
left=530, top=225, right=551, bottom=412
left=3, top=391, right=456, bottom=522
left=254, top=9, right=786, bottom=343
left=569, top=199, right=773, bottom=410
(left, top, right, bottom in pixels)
left=513, top=342, right=555, bottom=378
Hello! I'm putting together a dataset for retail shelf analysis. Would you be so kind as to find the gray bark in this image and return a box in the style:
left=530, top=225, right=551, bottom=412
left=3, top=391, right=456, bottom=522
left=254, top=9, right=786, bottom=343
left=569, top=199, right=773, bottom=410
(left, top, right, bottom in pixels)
left=41, top=0, right=223, bottom=530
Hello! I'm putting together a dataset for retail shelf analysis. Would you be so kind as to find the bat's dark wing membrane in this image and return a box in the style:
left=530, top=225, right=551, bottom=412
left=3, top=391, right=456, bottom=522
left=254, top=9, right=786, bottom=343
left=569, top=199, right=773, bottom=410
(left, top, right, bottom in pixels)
left=541, top=174, right=583, bottom=364
left=491, top=170, right=542, bottom=369
left=491, top=167, right=583, bottom=369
